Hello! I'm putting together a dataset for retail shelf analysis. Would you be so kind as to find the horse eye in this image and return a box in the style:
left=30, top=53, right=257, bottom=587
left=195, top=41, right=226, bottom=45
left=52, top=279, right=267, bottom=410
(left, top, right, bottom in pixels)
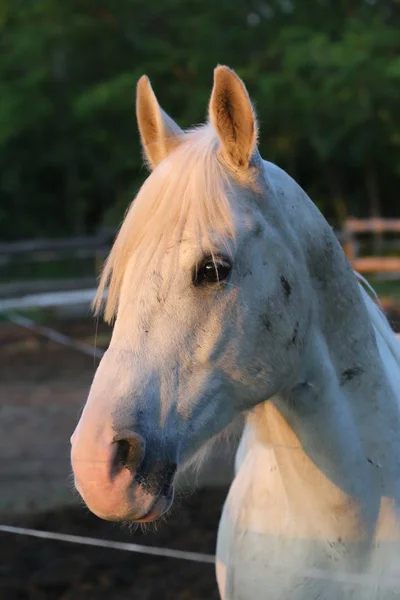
left=194, top=257, right=232, bottom=286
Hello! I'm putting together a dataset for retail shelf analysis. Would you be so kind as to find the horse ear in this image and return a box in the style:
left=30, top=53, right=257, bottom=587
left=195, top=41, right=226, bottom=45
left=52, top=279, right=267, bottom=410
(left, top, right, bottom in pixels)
left=136, top=75, right=183, bottom=169
left=209, top=66, right=258, bottom=171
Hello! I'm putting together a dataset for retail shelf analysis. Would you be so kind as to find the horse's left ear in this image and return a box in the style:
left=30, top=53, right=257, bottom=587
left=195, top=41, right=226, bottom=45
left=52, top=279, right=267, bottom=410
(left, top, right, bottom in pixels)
left=209, top=66, right=258, bottom=171
left=136, top=75, right=184, bottom=170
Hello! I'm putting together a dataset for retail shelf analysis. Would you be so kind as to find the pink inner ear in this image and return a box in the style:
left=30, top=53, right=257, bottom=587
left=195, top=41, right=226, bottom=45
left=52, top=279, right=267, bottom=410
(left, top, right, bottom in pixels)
left=209, top=67, right=257, bottom=170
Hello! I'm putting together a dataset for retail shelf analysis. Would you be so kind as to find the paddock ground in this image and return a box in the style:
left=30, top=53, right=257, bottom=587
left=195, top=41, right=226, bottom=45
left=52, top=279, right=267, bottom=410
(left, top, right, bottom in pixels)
left=0, top=488, right=227, bottom=600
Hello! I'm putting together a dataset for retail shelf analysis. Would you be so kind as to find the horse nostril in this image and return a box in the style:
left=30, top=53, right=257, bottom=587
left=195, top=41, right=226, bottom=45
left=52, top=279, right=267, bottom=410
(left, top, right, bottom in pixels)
left=113, top=432, right=144, bottom=474
left=115, top=439, right=130, bottom=467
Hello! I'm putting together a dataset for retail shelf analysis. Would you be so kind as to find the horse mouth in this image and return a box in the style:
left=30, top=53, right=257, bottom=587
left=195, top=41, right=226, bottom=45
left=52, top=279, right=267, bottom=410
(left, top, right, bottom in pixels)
left=134, top=484, right=175, bottom=523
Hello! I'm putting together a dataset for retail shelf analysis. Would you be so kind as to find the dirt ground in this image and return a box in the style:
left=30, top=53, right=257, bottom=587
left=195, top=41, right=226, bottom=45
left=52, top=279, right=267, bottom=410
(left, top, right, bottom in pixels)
left=0, top=318, right=232, bottom=599
left=0, top=487, right=227, bottom=600
left=0, top=320, right=108, bottom=515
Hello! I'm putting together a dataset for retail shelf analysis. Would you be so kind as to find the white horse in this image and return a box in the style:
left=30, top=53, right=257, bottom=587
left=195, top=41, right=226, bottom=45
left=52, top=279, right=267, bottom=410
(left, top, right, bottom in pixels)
left=71, top=66, right=400, bottom=599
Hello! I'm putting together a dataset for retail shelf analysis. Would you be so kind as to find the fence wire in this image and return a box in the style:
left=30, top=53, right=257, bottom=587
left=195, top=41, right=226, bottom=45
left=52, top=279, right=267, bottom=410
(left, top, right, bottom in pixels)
left=5, top=311, right=105, bottom=359
left=0, top=525, right=215, bottom=564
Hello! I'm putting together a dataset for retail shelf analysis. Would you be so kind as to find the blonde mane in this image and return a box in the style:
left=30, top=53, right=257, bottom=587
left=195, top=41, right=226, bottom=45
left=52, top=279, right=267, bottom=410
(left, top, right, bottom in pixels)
left=94, top=124, right=236, bottom=323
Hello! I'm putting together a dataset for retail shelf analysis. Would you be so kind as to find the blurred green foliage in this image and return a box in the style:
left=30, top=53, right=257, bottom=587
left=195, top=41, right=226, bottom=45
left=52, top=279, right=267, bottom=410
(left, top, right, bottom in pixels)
left=1, top=0, right=400, bottom=240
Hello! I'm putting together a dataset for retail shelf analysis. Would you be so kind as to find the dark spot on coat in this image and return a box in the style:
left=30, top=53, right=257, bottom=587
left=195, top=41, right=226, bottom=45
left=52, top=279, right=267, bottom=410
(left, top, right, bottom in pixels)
left=253, top=222, right=263, bottom=236
left=340, top=366, right=364, bottom=386
left=260, top=313, right=271, bottom=331
left=277, top=187, right=285, bottom=199
left=325, top=239, right=334, bottom=253
left=285, top=322, right=299, bottom=348
left=280, top=276, right=292, bottom=298
left=367, top=457, right=381, bottom=468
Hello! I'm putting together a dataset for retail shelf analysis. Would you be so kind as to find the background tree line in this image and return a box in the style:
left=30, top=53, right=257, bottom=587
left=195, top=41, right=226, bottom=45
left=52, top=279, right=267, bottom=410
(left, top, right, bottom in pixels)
left=1, top=0, right=400, bottom=241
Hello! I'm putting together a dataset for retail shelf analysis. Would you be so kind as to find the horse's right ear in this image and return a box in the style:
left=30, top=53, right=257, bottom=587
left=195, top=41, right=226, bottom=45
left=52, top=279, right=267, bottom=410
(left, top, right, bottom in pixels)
left=136, top=76, right=183, bottom=170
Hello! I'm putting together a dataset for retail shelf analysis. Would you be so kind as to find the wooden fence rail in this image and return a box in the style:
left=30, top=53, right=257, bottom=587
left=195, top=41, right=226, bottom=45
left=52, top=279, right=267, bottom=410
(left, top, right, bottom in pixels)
left=0, top=228, right=115, bottom=254
left=342, top=218, right=400, bottom=273
left=0, top=230, right=114, bottom=267
left=344, top=218, right=400, bottom=234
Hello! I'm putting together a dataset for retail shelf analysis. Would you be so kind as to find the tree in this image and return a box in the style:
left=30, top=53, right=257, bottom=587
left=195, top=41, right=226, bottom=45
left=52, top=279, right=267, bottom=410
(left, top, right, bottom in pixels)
left=1, top=0, right=399, bottom=240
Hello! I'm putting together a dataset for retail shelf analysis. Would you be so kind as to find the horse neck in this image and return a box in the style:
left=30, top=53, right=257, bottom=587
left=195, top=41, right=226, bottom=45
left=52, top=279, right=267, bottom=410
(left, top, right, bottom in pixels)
left=252, top=214, right=400, bottom=520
